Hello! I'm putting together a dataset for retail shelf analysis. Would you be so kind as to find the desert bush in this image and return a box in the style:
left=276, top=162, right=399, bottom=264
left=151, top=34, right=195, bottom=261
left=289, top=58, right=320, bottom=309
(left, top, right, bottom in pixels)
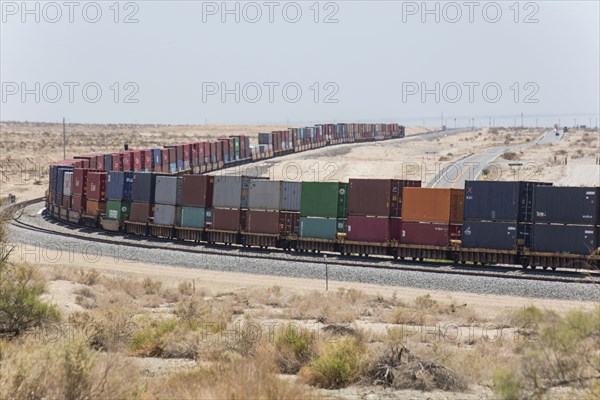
left=415, top=294, right=438, bottom=310
left=0, top=262, right=61, bottom=337
left=178, top=281, right=194, bottom=296
left=501, top=151, right=519, bottom=161
left=129, top=317, right=178, bottom=357
left=142, top=277, right=162, bottom=295
left=78, top=268, right=100, bottom=286
left=305, top=336, right=366, bottom=389
left=274, top=324, right=317, bottom=374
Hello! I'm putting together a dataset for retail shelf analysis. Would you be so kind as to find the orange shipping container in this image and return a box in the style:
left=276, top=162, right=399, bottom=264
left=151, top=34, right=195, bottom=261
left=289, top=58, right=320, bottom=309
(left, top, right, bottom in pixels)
left=401, top=188, right=464, bottom=224
left=86, top=199, right=106, bottom=216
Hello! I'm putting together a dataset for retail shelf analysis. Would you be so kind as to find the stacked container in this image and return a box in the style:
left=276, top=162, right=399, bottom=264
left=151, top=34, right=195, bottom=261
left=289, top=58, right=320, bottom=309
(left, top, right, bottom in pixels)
left=531, top=186, right=599, bottom=255
left=397, top=188, right=464, bottom=246
left=462, top=181, right=552, bottom=250
left=62, top=171, right=73, bottom=209
left=300, top=182, right=348, bottom=239
left=86, top=171, right=107, bottom=215
left=152, top=176, right=183, bottom=226
left=180, top=175, right=214, bottom=229
left=70, top=168, right=88, bottom=213
left=347, top=179, right=421, bottom=242
left=105, top=171, right=133, bottom=220
left=246, top=180, right=301, bottom=235
left=129, top=172, right=161, bottom=223
left=212, top=175, right=265, bottom=231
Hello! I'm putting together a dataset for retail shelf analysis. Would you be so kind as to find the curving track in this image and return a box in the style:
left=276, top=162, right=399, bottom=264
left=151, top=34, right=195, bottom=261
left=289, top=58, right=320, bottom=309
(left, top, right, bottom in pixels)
left=5, top=199, right=600, bottom=301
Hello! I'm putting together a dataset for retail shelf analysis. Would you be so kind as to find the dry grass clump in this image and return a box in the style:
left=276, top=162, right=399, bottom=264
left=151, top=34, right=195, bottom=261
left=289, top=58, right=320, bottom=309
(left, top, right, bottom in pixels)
left=283, top=288, right=366, bottom=324
left=367, top=346, right=467, bottom=392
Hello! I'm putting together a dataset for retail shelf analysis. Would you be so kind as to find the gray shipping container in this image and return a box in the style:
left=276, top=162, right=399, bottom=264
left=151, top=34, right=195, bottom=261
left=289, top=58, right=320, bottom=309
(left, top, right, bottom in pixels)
left=155, top=176, right=183, bottom=205
left=153, top=203, right=182, bottom=226
left=534, top=186, right=599, bottom=225
left=213, top=175, right=265, bottom=209
left=248, top=180, right=301, bottom=211
left=462, top=221, right=521, bottom=250
left=532, top=224, right=598, bottom=255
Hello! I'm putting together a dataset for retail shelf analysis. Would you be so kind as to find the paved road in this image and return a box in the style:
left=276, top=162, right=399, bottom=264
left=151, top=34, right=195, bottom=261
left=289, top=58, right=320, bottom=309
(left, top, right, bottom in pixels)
left=430, top=130, right=563, bottom=188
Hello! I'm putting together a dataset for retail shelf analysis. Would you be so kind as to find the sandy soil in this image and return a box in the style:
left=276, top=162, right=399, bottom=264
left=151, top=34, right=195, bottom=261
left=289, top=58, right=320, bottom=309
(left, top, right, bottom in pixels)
left=10, top=246, right=596, bottom=318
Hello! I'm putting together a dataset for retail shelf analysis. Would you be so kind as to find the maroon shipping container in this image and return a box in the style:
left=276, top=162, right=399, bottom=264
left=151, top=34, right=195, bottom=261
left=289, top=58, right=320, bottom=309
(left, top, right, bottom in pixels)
left=182, top=175, right=214, bottom=207
left=70, top=194, right=86, bottom=212
left=216, top=141, right=223, bottom=162
left=392, top=220, right=462, bottom=246
left=198, top=142, right=205, bottom=164
left=212, top=208, right=242, bottom=231
left=390, top=180, right=422, bottom=217
left=168, top=148, right=176, bottom=164
left=160, top=149, right=169, bottom=172
left=347, top=216, right=391, bottom=243
left=176, top=145, right=184, bottom=164
left=204, top=142, right=211, bottom=163
left=190, top=143, right=198, bottom=166
left=87, top=172, right=106, bottom=201
left=349, top=179, right=421, bottom=217
left=111, top=153, right=123, bottom=171
left=129, top=202, right=153, bottom=223
left=72, top=168, right=88, bottom=195
left=246, top=210, right=300, bottom=235
left=183, top=144, right=191, bottom=165
left=122, top=151, right=134, bottom=172
left=144, top=150, right=153, bottom=171
left=62, top=195, right=70, bottom=209
left=210, top=142, right=217, bottom=163
left=96, top=154, right=105, bottom=171
left=133, top=150, right=144, bottom=171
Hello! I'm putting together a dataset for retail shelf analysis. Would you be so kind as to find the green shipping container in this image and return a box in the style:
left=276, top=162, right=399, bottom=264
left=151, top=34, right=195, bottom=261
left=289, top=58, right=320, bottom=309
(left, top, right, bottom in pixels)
left=300, top=182, right=348, bottom=218
left=106, top=200, right=131, bottom=220
left=181, top=206, right=206, bottom=229
left=300, top=217, right=347, bottom=239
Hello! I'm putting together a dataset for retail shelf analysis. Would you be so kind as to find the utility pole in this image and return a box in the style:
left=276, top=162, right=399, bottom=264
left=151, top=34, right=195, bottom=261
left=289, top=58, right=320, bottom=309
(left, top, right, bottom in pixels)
left=521, top=112, right=524, bottom=128
left=63, top=117, right=66, bottom=160
left=489, top=117, right=491, bottom=128
left=441, top=112, right=444, bottom=129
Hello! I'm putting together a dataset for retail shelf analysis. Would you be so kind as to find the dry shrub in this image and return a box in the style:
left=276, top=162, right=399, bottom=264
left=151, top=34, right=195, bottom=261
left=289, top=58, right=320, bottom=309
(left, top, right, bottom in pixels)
left=367, top=346, right=467, bottom=392
left=142, top=277, right=162, bottom=295
left=303, top=336, right=366, bottom=389
left=285, top=290, right=359, bottom=324
left=149, top=352, right=315, bottom=399
left=178, top=281, right=194, bottom=296
left=0, top=337, right=144, bottom=400
left=274, top=323, right=318, bottom=374
left=78, top=269, right=100, bottom=286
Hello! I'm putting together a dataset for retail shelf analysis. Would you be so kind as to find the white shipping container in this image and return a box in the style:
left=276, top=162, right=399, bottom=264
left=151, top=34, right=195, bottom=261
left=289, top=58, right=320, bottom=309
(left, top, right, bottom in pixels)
left=63, top=171, right=73, bottom=196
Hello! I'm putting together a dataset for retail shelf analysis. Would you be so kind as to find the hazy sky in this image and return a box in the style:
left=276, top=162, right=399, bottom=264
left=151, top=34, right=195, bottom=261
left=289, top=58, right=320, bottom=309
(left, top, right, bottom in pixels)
left=1, top=1, right=599, bottom=127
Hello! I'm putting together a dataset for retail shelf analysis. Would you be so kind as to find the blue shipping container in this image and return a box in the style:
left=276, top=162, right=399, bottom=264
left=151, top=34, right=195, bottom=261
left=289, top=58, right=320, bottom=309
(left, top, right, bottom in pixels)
left=106, top=171, right=133, bottom=201
left=152, top=149, right=161, bottom=167
left=177, top=160, right=184, bottom=171
left=104, top=154, right=112, bottom=172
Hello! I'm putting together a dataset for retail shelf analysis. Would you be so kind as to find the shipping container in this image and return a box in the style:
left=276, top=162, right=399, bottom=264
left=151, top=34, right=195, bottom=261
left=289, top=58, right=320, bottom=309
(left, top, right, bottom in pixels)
left=70, top=194, right=86, bottom=213
left=300, top=182, right=348, bottom=218
left=63, top=171, right=73, bottom=196
left=464, top=181, right=551, bottom=222
left=153, top=204, right=182, bottom=226
left=62, top=195, right=70, bottom=209
left=212, top=208, right=243, bottom=231
left=129, top=202, right=153, bottom=223
left=402, top=188, right=464, bottom=224
left=534, top=186, right=599, bottom=225
left=103, top=154, right=112, bottom=172
left=393, top=221, right=462, bottom=246
left=462, top=221, right=530, bottom=250
left=122, top=151, right=134, bottom=171
left=348, top=179, right=391, bottom=217
left=72, top=168, right=88, bottom=195
left=106, top=171, right=133, bottom=201
left=87, top=172, right=106, bottom=201
left=300, top=217, right=346, bottom=239
left=213, top=175, right=265, bottom=209
left=144, top=149, right=153, bottom=171
left=86, top=199, right=105, bottom=216
left=105, top=200, right=131, bottom=220
left=161, top=149, right=170, bottom=172
left=390, top=180, right=421, bottom=217
left=246, top=210, right=300, bottom=234
left=111, top=153, right=123, bottom=171
left=182, top=175, right=214, bottom=207
left=154, top=176, right=183, bottom=205
left=347, top=216, right=390, bottom=242
left=133, top=150, right=144, bottom=171
left=181, top=207, right=207, bottom=229
left=248, top=180, right=301, bottom=211
left=131, top=172, right=162, bottom=203
left=532, top=224, right=598, bottom=255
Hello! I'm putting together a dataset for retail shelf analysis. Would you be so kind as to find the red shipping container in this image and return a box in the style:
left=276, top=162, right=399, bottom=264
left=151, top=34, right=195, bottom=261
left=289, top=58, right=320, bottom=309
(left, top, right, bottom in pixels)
left=198, top=142, right=205, bottom=164
left=183, top=144, right=191, bottom=164
left=122, top=151, right=134, bottom=171
left=182, top=175, right=214, bottom=207
left=246, top=210, right=299, bottom=235
left=347, top=216, right=391, bottom=243
left=87, top=172, right=106, bottom=201
left=393, top=221, right=462, bottom=246
left=216, top=141, right=223, bottom=162
left=72, top=168, right=89, bottom=195
left=161, top=148, right=170, bottom=167
left=62, top=195, right=70, bottom=209
left=111, top=153, right=123, bottom=171
left=129, top=202, right=153, bottom=223
left=144, top=149, right=153, bottom=171
left=212, top=208, right=241, bottom=231
left=168, top=147, right=176, bottom=164
left=176, top=145, right=184, bottom=164
left=70, top=194, right=86, bottom=212
left=96, top=154, right=105, bottom=171
left=204, top=142, right=211, bottom=163
left=133, top=150, right=144, bottom=171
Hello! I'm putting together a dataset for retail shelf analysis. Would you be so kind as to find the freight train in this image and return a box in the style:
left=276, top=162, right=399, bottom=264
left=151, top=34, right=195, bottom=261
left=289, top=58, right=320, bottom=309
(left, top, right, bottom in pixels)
left=45, top=122, right=600, bottom=271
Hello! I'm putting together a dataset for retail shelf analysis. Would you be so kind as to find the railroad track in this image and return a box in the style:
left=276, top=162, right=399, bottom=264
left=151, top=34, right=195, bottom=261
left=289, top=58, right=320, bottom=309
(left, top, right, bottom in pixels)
left=7, top=199, right=600, bottom=286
